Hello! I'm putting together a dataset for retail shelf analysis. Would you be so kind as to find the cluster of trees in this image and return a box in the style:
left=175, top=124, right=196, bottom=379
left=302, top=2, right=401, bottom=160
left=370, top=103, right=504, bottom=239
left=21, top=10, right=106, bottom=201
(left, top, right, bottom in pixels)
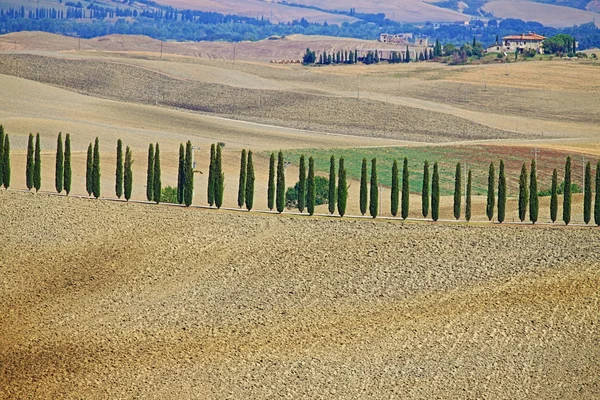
left=307, top=48, right=358, bottom=65
left=543, top=34, right=578, bottom=55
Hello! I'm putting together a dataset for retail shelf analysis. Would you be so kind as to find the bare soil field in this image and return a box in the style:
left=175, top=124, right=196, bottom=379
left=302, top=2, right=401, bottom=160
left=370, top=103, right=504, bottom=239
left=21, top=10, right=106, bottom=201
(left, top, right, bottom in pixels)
left=1, top=191, right=599, bottom=399
left=483, top=0, right=600, bottom=27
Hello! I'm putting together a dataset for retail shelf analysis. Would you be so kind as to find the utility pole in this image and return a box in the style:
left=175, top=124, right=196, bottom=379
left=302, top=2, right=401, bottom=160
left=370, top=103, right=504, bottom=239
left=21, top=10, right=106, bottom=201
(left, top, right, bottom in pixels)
left=160, top=41, right=163, bottom=59
left=531, top=147, right=540, bottom=163
left=233, top=43, right=236, bottom=65
left=78, top=38, right=81, bottom=51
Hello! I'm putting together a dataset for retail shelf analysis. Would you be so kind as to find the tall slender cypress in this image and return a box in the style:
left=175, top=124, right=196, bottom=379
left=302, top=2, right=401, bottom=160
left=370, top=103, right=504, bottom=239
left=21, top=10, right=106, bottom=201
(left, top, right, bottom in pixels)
left=422, top=160, right=429, bottom=218
left=115, top=139, right=123, bottom=198
left=124, top=146, right=133, bottom=201
left=328, top=155, right=336, bottom=214
left=267, top=152, right=275, bottom=211
left=298, top=155, right=306, bottom=213
left=498, top=160, right=506, bottom=223
left=146, top=143, right=154, bottom=201
left=208, top=144, right=215, bottom=206
left=245, top=151, right=255, bottom=211
left=307, top=156, right=316, bottom=216
left=518, top=163, right=528, bottom=222
left=584, top=161, right=592, bottom=224
left=215, top=144, right=224, bottom=209
left=276, top=151, right=285, bottom=213
left=184, top=141, right=194, bottom=206
left=34, top=133, right=41, bottom=192
left=529, top=159, right=538, bottom=224
left=0, top=125, right=4, bottom=187
left=2, top=135, right=9, bottom=189
left=337, top=157, right=347, bottom=217
left=369, top=158, right=378, bottom=219
left=360, top=158, right=368, bottom=216
left=466, top=169, right=472, bottom=222
left=432, top=162, right=440, bottom=221
left=55, top=133, right=64, bottom=193
left=401, top=157, right=409, bottom=220
left=391, top=159, right=399, bottom=217
left=486, top=162, right=495, bottom=221
left=563, top=156, right=572, bottom=225
left=595, top=161, right=600, bottom=226
left=86, top=143, right=93, bottom=196
left=550, top=168, right=558, bottom=223
left=92, top=137, right=100, bottom=198
left=177, top=144, right=184, bottom=204
left=26, top=133, right=34, bottom=190
left=64, top=133, right=71, bottom=195
left=153, top=143, right=161, bottom=204
left=453, top=162, right=461, bottom=220
left=237, top=149, right=247, bottom=208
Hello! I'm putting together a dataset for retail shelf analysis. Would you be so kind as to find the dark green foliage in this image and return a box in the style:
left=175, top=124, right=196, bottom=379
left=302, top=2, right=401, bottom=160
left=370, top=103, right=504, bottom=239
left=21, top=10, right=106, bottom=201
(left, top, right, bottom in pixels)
left=369, top=158, right=378, bottom=219
left=276, top=151, right=285, bottom=213
left=432, top=162, right=440, bottom=221
left=298, top=155, right=306, bottom=213
left=34, top=133, right=41, bottom=192
left=64, top=134, right=71, bottom=195
left=529, top=159, right=539, bottom=224
left=55, top=133, right=64, bottom=193
left=486, top=162, right=495, bottom=221
left=551, top=168, right=558, bottom=223
left=92, top=137, right=101, bottom=198
left=584, top=161, right=592, bottom=224
left=159, top=186, right=178, bottom=204
left=246, top=151, right=255, bottom=211
left=466, top=169, right=472, bottom=222
left=401, top=157, right=409, bottom=220
left=391, top=159, right=399, bottom=217
left=422, top=161, right=429, bottom=218
left=26, top=133, right=34, bottom=190
left=146, top=143, right=154, bottom=201
left=328, top=155, right=336, bottom=214
left=497, top=160, right=506, bottom=223
left=518, top=163, right=528, bottom=222
left=183, top=141, right=194, bottom=206
left=286, top=176, right=329, bottom=209
left=215, top=144, right=224, bottom=209
left=115, top=139, right=123, bottom=198
left=595, top=161, right=600, bottom=226
left=360, top=158, right=368, bottom=216
left=177, top=144, right=184, bottom=204
left=153, top=143, right=161, bottom=203
left=337, top=157, right=347, bottom=217
left=208, top=144, right=215, bottom=206
left=563, top=156, right=572, bottom=225
left=0, top=125, right=4, bottom=187
left=453, top=162, right=461, bottom=220
left=86, top=143, right=93, bottom=196
left=307, top=156, right=316, bottom=216
left=124, top=146, right=133, bottom=201
left=237, top=149, right=247, bottom=208
left=267, top=152, right=275, bottom=211
left=2, top=135, right=9, bottom=188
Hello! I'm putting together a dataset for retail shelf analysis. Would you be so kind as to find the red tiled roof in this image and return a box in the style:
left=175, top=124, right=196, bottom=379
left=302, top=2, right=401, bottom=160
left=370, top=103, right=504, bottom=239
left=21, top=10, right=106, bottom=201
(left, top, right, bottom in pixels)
left=503, top=33, right=546, bottom=41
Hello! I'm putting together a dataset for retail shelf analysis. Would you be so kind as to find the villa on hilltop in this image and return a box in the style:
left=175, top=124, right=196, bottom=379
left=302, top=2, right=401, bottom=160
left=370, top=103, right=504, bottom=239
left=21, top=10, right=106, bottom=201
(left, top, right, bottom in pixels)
left=486, top=32, right=546, bottom=54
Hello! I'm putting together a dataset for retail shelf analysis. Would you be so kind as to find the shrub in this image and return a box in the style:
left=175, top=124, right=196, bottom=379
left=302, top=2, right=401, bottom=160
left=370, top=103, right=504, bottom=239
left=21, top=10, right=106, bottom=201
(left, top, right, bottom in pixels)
left=286, top=176, right=329, bottom=209
left=160, top=186, right=178, bottom=204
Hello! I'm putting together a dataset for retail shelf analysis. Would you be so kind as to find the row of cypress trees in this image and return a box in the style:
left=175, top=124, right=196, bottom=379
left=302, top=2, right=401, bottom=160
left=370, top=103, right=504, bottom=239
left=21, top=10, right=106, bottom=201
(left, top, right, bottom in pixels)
left=0, top=126, right=10, bottom=189
left=146, top=143, right=162, bottom=203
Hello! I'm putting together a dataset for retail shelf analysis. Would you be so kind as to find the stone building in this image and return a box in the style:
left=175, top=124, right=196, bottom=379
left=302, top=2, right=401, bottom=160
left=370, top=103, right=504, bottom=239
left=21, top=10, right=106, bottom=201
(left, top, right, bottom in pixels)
left=486, top=33, right=546, bottom=54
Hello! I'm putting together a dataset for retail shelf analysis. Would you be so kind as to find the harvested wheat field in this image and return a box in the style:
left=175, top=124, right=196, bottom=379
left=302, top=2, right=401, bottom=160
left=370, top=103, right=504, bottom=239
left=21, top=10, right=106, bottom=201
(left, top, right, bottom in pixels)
left=1, top=191, right=599, bottom=399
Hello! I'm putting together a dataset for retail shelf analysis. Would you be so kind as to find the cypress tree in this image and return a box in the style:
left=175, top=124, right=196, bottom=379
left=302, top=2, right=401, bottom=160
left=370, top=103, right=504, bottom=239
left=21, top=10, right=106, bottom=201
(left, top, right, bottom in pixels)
left=183, top=141, right=194, bottom=206
left=298, top=155, right=306, bottom=213
left=550, top=168, right=558, bottom=223
left=584, top=161, right=592, bottom=224
left=453, top=162, right=461, bottom=220
left=337, top=157, right=347, bottom=217
left=115, top=139, right=123, bottom=198
left=64, top=133, right=71, bottom=195
left=34, top=133, right=41, bottom=192
left=486, top=162, right=495, bottom=221
left=92, top=137, right=100, bottom=199
left=369, top=158, right=378, bottom=219
left=360, top=158, right=368, bottom=215
left=563, top=156, right=572, bottom=225
left=86, top=143, right=93, bottom=196
left=124, top=146, right=133, bottom=201
left=2, top=135, right=9, bottom=189
left=422, top=161, right=429, bottom=218
left=177, top=144, right=184, bottom=204
left=498, top=160, right=506, bottom=223
left=26, top=133, right=34, bottom=190
left=595, top=161, right=600, bottom=226
left=208, top=144, right=215, bottom=206
left=267, top=152, right=275, bottom=211
left=328, top=155, right=336, bottom=214
left=276, top=151, right=285, bottom=213
left=466, top=169, right=472, bottom=222
left=153, top=143, right=161, bottom=203
left=432, top=162, right=440, bottom=221
left=518, top=162, right=528, bottom=222
left=237, top=149, right=247, bottom=208
left=402, top=157, right=409, bottom=220
left=0, top=125, right=4, bottom=188
left=55, top=133, right=64, bottom=193
left=529, top=159, right=539, bottom=224
left=391, top=159, right=399, bottom=217
left=245, top=151, right=255, bottom=211
left=215, top=144, right=224, bottom=209
left=146, top=143, right=154, bottom=201
left=307, top=156, right=316, bottom=216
